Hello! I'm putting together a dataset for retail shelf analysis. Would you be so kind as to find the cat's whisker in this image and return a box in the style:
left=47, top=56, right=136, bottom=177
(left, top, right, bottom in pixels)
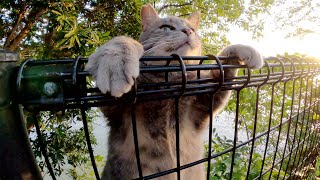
left=143, top=44, right=174, bottom=55
left=141, top=42, right=157, bottom=47
left=140, top=37, right=164, bottom=44
left=141, top=37, right=162, bottom=42
left=144, top=36, right=190, bottom=55
left=143, top=42, right=176, bottom=55
left=141, top=34, right=182, bottom=44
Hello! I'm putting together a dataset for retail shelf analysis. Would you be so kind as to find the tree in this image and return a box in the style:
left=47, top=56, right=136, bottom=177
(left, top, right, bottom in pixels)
left=1, top=0, right=318, bottom=179
left=152, top=0, right=275, bottom=54
left=272, top=0, right=320, bottom=38
left=1, top=0, right=277, bottom=59
left=0, top=0, right=142, bottom=59
left=0, top=1, right=49, bottom=50
left=28, top=110, right=99, bottom=177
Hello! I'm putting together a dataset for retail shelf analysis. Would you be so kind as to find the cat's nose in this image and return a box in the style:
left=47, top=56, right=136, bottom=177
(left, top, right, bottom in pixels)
left=182, top=28, right=192, bottom=36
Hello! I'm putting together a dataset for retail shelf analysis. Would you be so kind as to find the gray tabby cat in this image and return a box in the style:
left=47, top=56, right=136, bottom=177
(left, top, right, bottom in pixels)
left=85, top=4, right=263, bottom=180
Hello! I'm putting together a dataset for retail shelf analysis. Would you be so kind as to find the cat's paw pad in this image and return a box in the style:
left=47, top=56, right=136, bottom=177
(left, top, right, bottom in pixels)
left=221, top=44, right=264, bottom=69
left=85, top=36, right=144, bottom=97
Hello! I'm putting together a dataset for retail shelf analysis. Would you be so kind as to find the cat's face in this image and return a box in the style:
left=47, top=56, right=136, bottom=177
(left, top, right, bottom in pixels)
left=139, top=5, right=202, bottom=58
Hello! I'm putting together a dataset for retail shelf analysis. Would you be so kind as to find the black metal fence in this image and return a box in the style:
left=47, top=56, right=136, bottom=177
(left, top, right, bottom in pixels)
left=1, top=51, right=320, bottom=179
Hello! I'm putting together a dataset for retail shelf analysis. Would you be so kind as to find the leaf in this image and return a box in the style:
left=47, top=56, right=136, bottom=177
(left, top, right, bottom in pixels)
left=75, top=36, right=81, bottom=47
left=316, top=157, right=320, bottom=177
left=64, top=29, right=76, bottom=38
left=69, top=36, right=75, bottom=48
left=102, top=31, right=110, bottom=37
left=95, top=155, right=104, bottom=162
left=52, top=10, right=62, bottom=15
left=55, top=38, right=68, bottom=48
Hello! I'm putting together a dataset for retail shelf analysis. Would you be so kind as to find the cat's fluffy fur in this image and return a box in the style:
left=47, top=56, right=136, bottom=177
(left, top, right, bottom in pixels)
left=85, top=4, right=264, bottom=180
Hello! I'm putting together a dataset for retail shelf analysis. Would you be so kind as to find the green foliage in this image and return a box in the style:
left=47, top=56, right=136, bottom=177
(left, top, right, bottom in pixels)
left=28, top=109, right=98, bottom=177
left=1, top=0, right=319, bottom=179
left=150, top=0, right=275, bottom=54
left=316, top=157, right=320, bottom=177
left=0, top=0, right=143, bottom=59
left=67, top=155, right=105, bottom=180
left=273, top=0, right=320, bottom=38
left=0, top=0, right=278, bottom=59
left=206, top=130, right=277, bottom=180
left=50, top=2, right=112, bottom=57
left=208, top=58, right=320, bottom=179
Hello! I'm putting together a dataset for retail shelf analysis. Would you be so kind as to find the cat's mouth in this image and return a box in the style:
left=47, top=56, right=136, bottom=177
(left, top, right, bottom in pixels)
left=178, top=42, right=190, bottom=49
left=167, top=42, right=191, bottom=52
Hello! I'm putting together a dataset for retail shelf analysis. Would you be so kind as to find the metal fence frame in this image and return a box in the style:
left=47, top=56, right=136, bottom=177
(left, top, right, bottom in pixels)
left=1, top=50, right=320, bottom=179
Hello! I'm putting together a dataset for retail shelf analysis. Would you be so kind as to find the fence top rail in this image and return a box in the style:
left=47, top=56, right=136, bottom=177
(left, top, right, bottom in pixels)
left=17, top=55, right=320, bottom=111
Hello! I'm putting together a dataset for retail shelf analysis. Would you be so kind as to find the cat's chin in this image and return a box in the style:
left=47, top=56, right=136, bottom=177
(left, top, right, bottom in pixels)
left=174, top=44, right=201, bottom=56
left=172, top=37, right=201, bottom=56
left=175, top=42, right=190, bottom=50
left=166, top=42, right=191, bottom=55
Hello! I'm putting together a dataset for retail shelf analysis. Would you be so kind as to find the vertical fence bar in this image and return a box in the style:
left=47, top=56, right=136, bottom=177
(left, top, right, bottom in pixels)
left=33, top=112, right=56, bottom=180
left=131, top=106, right=143, bottom=179
left=297, top=65, right=319, bottom=175
left=73, top=56, right=100, bottom=179
left=284, top=62, right=304, bottom=178
left=229, top=90, right=241, bottom=179
left=290, top=76, right=310, bottom=177
left=299, top=76, right=316, bottom=175
left=310, top=79, right=319, bottom=150
left=175, top=98, right=181, bottom=180
left=206, top=55, right=224, bottom=180
left=0, top=50, right=42, bottom=180
left=295, top=75, right=313, bottom=173
left=229, top=62, right=255, bottom=179
left=269, top=59, right=285, bottom=178
left=245, top=61, right=270, bottom=179
left=269, top=85, right=285, bottom=178
left=260, top=83, right=276, bottom=178
left=81, top=109, right=100, bottom=179
left=311, top=78, right=320, bottom=152
left=206, top=93, right=214, bottom=180
left=277, top=59, right=295, bottom=179
left=172, top=54, right=187, bottom=180
left=245, top=88, right=260, bottom=180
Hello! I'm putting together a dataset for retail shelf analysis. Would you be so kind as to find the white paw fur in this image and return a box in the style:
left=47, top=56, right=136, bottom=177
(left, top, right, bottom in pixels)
left=219, top=44, right=264, bottom=69
left=85, top=36, right=144, bottom=97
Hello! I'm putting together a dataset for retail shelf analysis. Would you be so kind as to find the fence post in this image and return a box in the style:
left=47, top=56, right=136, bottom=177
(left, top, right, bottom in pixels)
left=0, top=50, right=42, bottom=180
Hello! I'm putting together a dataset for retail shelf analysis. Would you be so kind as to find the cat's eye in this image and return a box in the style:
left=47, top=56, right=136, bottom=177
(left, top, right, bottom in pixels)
left=159, top=25, right=175, bottom=31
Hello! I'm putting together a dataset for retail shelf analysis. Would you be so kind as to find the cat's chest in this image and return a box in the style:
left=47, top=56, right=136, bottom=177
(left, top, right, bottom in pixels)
left=136, top=96, right=209, bottom=130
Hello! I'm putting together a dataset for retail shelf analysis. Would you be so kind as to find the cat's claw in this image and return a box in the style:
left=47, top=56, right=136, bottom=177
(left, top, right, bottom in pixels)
left=219, top=44, right=264, bottom=69
left=85, top=36, right=144, bottom=97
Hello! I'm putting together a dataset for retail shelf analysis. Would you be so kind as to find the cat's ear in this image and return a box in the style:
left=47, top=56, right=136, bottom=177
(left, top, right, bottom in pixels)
left=141, top=4, right=159, bottom=31
left=187, top=12, right=201, bottom=30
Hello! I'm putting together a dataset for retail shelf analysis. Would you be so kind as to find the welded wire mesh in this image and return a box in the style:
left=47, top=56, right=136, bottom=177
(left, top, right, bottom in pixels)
left=17, top=55, right=320, bottom=179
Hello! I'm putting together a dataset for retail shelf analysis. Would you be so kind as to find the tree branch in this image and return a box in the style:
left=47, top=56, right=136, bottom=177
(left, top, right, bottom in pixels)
left=158, top=1, right=193, bottom=14
left=4, top=4, right=27, bottom=47
left=6, top=7, right=48, bottom=50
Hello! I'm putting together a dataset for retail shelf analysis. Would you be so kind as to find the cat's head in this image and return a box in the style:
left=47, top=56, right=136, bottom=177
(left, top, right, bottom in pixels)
left=139, top=4, right=202, bottom=58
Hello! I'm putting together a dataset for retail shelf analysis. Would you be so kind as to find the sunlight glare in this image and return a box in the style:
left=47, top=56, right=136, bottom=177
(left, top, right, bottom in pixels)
left=227, top=27, right=320, bottom=59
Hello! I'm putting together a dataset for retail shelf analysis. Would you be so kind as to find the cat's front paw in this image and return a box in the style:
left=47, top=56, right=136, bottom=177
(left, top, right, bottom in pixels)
left=219, top=44, right=264, bottom=69
left=85, top=36, right=144, bottom=97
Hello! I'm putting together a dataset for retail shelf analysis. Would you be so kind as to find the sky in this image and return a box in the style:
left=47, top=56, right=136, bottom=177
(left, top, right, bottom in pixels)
left=227, top=27, right=320, bottom=59
left=227, top=0, right=320, bottom=59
